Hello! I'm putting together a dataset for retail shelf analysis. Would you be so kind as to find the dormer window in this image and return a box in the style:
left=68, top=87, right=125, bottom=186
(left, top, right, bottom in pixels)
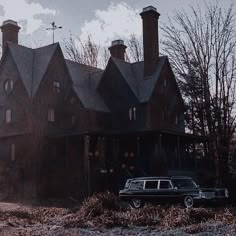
left=4, top=79, right=14, bottom=93
left=129, top=107, right=136, bottom=121
left=48, top=109, right=55, bottom=122
left=53, top=81, right=60, bottom=93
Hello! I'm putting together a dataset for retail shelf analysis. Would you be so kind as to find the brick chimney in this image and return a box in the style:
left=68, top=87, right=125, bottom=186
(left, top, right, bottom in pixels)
left=109, top=40, right=127, bottom=61
left=0, top=20, right=21, bottom=54
left=140, top=6, right=160, bottom=77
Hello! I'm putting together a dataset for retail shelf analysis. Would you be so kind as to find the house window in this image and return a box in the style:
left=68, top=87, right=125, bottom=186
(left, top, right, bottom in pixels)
left=5, top=109, right=12, bottom=123
left=162, top=111, right=166, bottom=121
left=4, top=80, right=14, bottom=93
left=129, top=107, right=137, bottom=121
left=175, top=115, right=179, bottom=124
left=164, top=78, right=167, bottom=88
left=72, top=115, right=76, bottom=125
left=53, top=81, right=60, bottom=93
left=10, top=144, right=15, bottom=161
left=48, top=109, right=55, bottom=122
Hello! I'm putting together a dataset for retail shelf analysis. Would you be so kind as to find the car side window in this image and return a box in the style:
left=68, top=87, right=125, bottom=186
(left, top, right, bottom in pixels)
left=145, top=181, right=158, bottom=189
left=159, top=180, right=172, bottom=189
left=129, top=181, right=144, bottom=190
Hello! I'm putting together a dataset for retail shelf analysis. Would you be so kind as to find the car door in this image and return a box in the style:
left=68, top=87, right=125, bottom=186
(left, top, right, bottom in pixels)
left=158, top=180, right=174, bottom=202
left=143, top=180, right=159, bottom=201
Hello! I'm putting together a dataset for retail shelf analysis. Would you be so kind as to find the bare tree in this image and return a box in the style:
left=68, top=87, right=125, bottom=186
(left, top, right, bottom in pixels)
left=162, top=1, right=236, bottom=185
left=126, top=34, right=143, bottom=62
left=63, top=34, right=100, bottom=68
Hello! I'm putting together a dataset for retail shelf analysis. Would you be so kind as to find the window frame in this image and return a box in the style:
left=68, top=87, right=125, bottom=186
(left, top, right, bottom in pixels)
left=144, top=180, right=159, bottom=190
left=53, top=81, right=61, bottom=94
left=48, top=108, right=55, bottom=122
left=4, top=79, right=14, bottom=94
left=158, top=180, right=173, bottom=190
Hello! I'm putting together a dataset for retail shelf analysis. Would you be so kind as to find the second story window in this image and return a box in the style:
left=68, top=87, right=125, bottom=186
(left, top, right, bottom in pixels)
left=164, top=78, right=167, bottom=88
left=72, top=115, right=76, bottom=125
left=5, top=109, right=12, bottom=123
left=48, top=109, right=55, bottom=122
left=129, top=107, right=137, bottom=121
left=53, top=81, right=60, bottom=93
left=175, top=115, right=179, bottom=124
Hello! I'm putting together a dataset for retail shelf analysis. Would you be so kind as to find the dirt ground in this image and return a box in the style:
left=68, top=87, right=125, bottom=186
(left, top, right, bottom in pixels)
left=0, top=199, right=235, bottom=236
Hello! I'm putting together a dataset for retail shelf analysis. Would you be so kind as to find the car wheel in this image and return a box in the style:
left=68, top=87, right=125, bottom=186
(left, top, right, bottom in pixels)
left=184, top=196, right=194, bottom=208
left=132, top=199, right=142, bottom=208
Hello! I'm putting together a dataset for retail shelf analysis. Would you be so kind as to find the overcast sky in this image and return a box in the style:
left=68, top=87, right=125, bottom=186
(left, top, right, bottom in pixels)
left=0, top=0, right=234, bottom=48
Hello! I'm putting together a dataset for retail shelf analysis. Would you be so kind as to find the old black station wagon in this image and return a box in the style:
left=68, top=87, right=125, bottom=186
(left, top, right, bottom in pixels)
left=119, top=176, right=229, bottom=208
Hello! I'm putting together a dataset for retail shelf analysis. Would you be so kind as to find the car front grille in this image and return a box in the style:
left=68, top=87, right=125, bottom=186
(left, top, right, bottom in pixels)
left=215, top=190, right=226, bottom=197
left=203, top=191, right=215, bottom=198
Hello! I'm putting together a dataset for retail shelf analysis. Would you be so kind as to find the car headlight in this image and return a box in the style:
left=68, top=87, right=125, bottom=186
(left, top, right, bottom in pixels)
left=199, top=190, right=205, bottom=198
left=225, top=189, right=229, bottom=198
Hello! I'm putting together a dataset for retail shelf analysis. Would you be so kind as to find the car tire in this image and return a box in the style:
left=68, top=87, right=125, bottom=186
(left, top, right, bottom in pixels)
left=184, top=196, right=194, bottom=208
left=131, top=199, right=143, bottom=209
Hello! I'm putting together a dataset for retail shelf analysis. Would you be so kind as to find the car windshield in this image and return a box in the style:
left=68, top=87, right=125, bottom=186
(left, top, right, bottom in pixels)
left=172, top=178, right=197, bottom=189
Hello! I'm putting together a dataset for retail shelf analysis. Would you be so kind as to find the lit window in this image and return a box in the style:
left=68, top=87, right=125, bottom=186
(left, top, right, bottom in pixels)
left=5, top=109, right=12, bottom=123
left=4, top=80, right=14, bottom=93
left=10, top=144, right=15, bottom=161
left=129, top=108, right=132, bottom=121
left=53, top=81, right=60, bottom=93
left=48, top=109, right=55, bottom=122
left=129, top=107, right=137, bottom=121
left=133, top=107, right=136, bottom=121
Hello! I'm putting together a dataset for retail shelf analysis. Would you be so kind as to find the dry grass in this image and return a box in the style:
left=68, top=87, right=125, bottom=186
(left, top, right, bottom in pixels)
left=62, top=192, right=236, bottom=229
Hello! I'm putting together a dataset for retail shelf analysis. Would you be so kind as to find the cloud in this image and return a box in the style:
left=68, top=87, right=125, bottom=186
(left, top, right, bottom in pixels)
left=80, top=2, right=142, bottom=46
left=0, top=0, right=56, bottom=34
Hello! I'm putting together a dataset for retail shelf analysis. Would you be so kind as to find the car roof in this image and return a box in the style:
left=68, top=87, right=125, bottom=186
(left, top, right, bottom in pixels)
left=127, top=176, right=193, bottom=181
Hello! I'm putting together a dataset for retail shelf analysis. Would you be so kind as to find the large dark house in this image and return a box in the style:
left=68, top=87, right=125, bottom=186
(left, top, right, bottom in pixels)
left=0, top=6, right=209, bottom=198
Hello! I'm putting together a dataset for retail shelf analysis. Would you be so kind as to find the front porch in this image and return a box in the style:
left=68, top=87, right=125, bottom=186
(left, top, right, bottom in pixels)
left=39, top=130, right=210, bottom=198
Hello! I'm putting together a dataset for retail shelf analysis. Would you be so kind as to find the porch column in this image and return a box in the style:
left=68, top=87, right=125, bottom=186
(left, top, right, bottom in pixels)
left=137, top=136, right=140, bottom=163
left=177, top=136, right=181, bottom=169
left=159, top=133, right=162, bottom=157
left=193, top=140, right=196, bottom=168
left=84, top=135, right=91, bottom=196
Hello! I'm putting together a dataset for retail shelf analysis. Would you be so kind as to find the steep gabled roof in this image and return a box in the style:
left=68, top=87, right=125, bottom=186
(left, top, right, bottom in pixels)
left=8, top=43, right=33, bottom=97
left=66, top=60, right=108, bottom=112
left=7, top=42, right=58, bottom=98
left=32, top=43, right=58, bottom=97
left=111, top=56, right=167, bottom=103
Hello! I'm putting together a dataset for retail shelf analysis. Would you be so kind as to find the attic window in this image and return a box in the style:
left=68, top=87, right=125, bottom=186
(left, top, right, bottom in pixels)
left=4, top=80, right=14, bottom=93
left=53, top=81, right=60, bottom=93
left=48, top=109, right=55, bottom=122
